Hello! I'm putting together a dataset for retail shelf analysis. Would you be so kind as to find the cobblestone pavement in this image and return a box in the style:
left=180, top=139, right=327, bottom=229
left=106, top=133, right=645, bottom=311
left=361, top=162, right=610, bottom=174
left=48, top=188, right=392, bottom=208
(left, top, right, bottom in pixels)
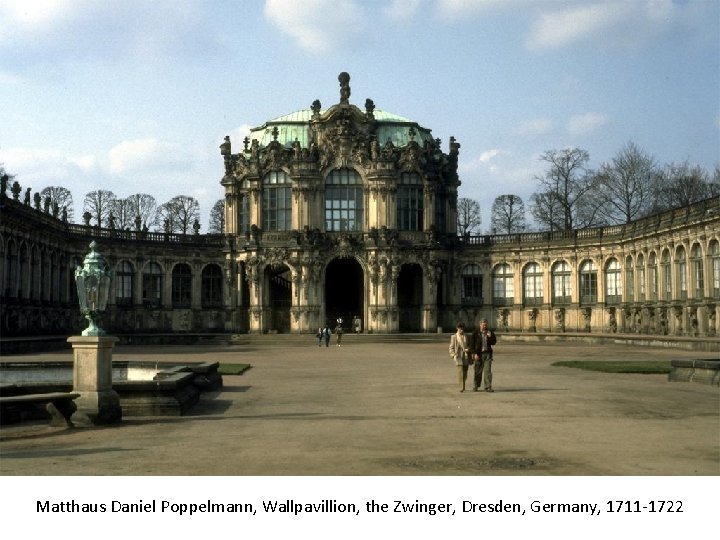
left=1, top=338, right=718, bottom=475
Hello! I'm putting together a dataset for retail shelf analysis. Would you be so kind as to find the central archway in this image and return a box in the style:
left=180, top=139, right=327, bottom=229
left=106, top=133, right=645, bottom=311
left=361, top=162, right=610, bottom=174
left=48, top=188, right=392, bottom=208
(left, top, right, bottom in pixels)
left=398, top=263, right=423, bottom=332
left=324, top=258, right=364, bottom=330
left=265, top=263, right=291, bottom=333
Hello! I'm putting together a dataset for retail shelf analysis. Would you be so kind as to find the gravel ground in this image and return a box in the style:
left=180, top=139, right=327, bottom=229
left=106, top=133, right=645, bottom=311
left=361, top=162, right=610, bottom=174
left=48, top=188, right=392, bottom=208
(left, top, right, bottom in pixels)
left=1, top=339, right=718, bottom=476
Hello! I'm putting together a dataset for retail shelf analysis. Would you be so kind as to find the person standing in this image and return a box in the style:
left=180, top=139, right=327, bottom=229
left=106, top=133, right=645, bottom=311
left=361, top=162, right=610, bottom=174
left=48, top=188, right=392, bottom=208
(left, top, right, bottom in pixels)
left=470, top=319, right=497, bottom=392
left=316, top=327, right=324, bottom=347
left=334, top=319, right=344, bottom=346
left=323, top=324, right=331, bottom=347
left=449, top=323, right=471, bottom=392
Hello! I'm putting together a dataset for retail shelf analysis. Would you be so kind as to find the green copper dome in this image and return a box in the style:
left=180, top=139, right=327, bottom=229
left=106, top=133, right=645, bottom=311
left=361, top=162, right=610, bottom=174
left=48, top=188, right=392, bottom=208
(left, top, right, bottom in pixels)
left=246, top=108, right=434, bottom=150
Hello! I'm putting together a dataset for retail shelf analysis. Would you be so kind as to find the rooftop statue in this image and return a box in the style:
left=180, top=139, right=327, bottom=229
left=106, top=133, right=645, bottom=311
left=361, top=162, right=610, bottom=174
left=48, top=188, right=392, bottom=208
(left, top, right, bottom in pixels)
left=338, top=72, right=351, bottom=104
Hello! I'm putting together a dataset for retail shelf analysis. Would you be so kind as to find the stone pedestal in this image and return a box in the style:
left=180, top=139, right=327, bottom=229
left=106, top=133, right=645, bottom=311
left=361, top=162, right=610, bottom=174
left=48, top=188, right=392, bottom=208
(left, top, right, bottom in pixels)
left=67, top=335, right=122, bottom=426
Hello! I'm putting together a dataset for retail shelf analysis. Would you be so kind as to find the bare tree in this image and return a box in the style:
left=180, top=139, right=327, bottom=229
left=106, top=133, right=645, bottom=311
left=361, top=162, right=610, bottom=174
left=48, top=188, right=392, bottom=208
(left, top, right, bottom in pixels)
left=83, top=190, right=116, bottom=227
left=156, top=195, right=200, bottom=234
left=109, top=198, right=135, bottom=229
left=591, top=142, right=658, bottom=224
left=456, top=197, right=482, bottom=237
left=531, top=148, right=596, bottom=230
left=209, top=199, right=225, bottom=234
left=126, top=193, right=157, bottom=229
left=40, top=186, right=74, bottom=222
left=490, top=194, right=526, bottom=234
left=651, top=161, right=712, bottom=213
left=711, top=164, right=720, bottom=197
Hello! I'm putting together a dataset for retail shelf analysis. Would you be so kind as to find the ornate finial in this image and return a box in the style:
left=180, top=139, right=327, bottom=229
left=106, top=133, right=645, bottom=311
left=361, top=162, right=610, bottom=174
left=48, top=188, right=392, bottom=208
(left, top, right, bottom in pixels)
left=338, top=72, right=351, bottom=104
left=365, top=98, right=375, bottom=115
left=311, top=99, right=322, bottom=115
left=271, top=126, right=279, bottom=141
left=243, top=136, right=250, bottom=151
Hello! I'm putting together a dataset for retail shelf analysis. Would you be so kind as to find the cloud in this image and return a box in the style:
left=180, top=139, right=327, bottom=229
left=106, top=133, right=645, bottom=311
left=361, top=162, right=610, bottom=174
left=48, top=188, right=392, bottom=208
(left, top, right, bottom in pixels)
left=566, top=112, right=608, bottom=135
left=526, top=3, right=619, bottom=50
left=1, top=147, right=77, bottom=181
left=435, top=0, right=512, bottom=20
left=478, top=149, right=502, bottom=163
left=515, top=118, right=555, bottom=136
left=459, top=148, right=508, bottom=176
left=383, top=0, right=423, bottom=22
left=264, top=0, right=366, bottom=52
left=0, top=0, right=73, bottom=31
left=524, top=1, right=711, bottom=51
left=0, top=1, right=215, bottom=67
left=108, top=138, right=187, bottom=175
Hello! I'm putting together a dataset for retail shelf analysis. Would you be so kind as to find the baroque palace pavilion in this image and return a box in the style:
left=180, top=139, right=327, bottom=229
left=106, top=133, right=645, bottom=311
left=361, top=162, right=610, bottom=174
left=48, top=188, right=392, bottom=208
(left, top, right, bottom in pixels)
left=1, top=73, right=719, bottom=339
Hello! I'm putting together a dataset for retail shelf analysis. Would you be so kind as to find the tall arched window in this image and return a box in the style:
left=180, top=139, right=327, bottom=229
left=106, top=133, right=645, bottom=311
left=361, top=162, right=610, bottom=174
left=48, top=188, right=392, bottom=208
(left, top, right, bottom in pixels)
left=675, top=246, right=687, bottom=300
left=31, top=247, right=40, bottom=300
left=116, top=261, right=135, bottom=306
left=201, top=264, right=223, bottom=307
left=50, top=252, right=59, bottom=303
left=492, top=263, right=514, bottom=306
left=637, top=253, right=645, bottom=301
left=325, top=168, right=363, bottom=231
left=237, top=179, right=250, bottom=234
left=19, top=243, right=29, bottom=299
left=579, top=260, right=597, bottom=305
left=552, top=260, right=571, bottom=305
left=523, top=262, right=543, bottom=306
left=691, top=243, right=704, bottom=300
left=648, top=252, right=658, bottom=301
left=397, top=172, right=423, bottom=231
left=624, top=256, right=634, bottom=302
left=142, top=262, right=163, bottom=307
left=5, top=239, right=17, bottom=298
left=58, top=255, right=68, bottom=303
left=461, top=264, right=483, bottom=306
left=434, top=189, right=446, bottom=234
left=172, top=263, right=192, bottom=308
left=710, top=240, right=720, bottom=299
left=605, top=258, right=622, bottom=304
left=661, top=249, right=672, bottom=301
left=262, top=171, right=292, bottom=231
left=70, top=256, right=82, bottom=307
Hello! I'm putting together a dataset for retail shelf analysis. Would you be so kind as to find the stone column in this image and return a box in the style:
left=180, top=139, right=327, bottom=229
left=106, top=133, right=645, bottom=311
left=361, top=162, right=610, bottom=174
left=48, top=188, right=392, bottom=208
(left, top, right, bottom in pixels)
left=67, top=335, right=121, bottom=426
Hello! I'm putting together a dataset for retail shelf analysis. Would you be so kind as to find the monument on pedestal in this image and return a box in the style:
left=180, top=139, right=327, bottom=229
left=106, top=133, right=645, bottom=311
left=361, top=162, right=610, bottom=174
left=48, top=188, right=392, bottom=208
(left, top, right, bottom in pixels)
left=69, top=241, right=122, bottom=426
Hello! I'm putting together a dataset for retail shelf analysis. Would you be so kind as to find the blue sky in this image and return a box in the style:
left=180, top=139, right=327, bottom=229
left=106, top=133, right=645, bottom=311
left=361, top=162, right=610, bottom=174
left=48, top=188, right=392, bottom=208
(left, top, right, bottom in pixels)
left=1, top=0, right=718, bottom=231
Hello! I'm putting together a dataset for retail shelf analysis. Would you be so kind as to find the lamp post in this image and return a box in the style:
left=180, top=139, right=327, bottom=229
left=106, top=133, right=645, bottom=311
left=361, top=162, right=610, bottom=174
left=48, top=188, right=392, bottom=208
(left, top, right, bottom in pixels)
left=68, top=241, right=121, bottom=426
left=75, top=241, right=111, bottom=336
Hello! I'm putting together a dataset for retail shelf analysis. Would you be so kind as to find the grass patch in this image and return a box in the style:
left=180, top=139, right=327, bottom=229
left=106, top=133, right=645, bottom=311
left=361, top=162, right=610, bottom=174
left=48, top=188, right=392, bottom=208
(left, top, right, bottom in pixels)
left=217, top=363, right=251, bottom=375
left=552, top=360, right=672, bottom=374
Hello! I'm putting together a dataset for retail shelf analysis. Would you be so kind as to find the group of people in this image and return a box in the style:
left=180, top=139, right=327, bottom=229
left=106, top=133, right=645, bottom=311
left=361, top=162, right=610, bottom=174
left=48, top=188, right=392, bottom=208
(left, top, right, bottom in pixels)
left=315, top=315, right=497, bottom=393
left=449, top=319, right=497, bottom=393
left=316, top=318, right=346, bottom=347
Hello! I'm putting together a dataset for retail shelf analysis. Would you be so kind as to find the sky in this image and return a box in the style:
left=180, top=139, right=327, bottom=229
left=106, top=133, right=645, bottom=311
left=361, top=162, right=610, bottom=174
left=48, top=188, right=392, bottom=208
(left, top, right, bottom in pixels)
left=1, top=0, right=718, bottom=232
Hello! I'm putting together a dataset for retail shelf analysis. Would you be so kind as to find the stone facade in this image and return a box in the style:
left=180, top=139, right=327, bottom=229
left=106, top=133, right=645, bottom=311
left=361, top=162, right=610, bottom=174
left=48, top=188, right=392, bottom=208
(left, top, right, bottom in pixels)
left=1, top=73, right=719, bottom=337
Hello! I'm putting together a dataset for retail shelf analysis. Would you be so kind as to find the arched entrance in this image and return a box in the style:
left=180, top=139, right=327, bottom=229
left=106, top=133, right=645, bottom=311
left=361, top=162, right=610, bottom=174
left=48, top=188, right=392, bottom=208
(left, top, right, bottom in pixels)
left=324, top=258, right=363, bottom=330
left=265, top=263, right=291, bottom=333
left=398, top=263, right=423, bottom=332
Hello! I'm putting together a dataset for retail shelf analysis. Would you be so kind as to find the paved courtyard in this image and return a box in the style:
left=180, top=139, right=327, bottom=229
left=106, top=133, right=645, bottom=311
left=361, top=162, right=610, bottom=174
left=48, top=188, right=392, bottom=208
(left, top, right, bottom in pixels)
left=0, top=337, right=718, bottom=475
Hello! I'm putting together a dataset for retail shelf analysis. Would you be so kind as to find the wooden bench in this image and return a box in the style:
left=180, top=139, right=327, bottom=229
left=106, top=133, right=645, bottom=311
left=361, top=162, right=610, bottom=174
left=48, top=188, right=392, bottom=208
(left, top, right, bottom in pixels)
left=0, top=392, right=80, bottom=426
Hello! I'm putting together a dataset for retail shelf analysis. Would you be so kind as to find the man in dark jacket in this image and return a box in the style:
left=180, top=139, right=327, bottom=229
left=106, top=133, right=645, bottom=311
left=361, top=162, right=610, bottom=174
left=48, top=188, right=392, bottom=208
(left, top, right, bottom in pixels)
left=470, top=319, right=497, bottom=392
